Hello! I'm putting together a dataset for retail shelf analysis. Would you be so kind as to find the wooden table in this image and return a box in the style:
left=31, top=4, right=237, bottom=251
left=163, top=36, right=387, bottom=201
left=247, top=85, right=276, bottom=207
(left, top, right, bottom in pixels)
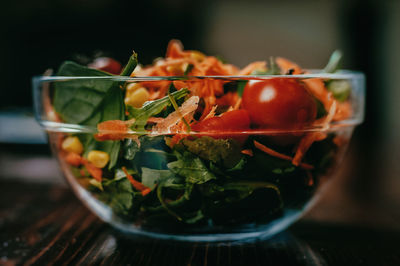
left=1, top=179, right=399, bottom=266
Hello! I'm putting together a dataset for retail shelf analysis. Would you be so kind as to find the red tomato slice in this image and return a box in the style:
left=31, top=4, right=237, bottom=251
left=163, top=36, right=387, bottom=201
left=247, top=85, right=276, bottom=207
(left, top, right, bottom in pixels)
left=191, top=109, right=250, bottom=144
left=242, top=79, right=317, bottom=129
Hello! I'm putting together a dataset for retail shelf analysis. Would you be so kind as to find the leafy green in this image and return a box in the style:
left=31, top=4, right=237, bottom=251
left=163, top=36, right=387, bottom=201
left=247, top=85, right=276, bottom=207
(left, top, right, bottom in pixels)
left=127, top=88, right=189, bottom=132
left=54, top=54, right=137, bottom=169
left=155, top=180, right=204, bottom=223
left=266, top=57, right=281, bottom=75
left=54, top=61, right=115, bottom=124
left=99, top=178, right=143, bottom=216
left=236, top=80, right=248, bottom=97
left=180, top=136, right=242, bottom=168
left=244, top=147, right=301, bottom=182
left=250, top=57, right=281, bottom=75
left=141, top=167, right=171, bottom=189
left=168, top=149, right=216, bottom=185
left=120, top=51, right=138, bottom=76
left=123, top=138, right=140, bottom=160
left=322, top=50, right=351, bottom=102
left=183, top=64, right=194, bottom=75
left=326, top=80, right=351, bottom=102
left=323, top=50, right=343, bottom=73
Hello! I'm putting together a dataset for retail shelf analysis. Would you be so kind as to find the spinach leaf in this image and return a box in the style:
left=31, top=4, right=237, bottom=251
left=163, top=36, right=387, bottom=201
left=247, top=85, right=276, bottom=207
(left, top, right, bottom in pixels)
left=168, top=150, right=216, bottom=184
left=98, top=178, right=143, bottom=217
left=54, top=61, right=114, bottom=124
left=243, top=148, right=300, bottom=183
left=54, top=53, right=137, bottom=169
left=141, top=167, right=172, bottom=189
left=127, top=88, right=189, bottom=132
left=154, top=178, right=204, bottom=223
left=123, top=138, right=140, bottom=161
left=180, top=136, right=243, bottom=168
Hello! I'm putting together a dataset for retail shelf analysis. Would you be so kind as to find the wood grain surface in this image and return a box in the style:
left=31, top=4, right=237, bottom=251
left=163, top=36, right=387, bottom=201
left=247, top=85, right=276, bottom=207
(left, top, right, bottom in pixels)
left=0, top=180, right=399, bottom=266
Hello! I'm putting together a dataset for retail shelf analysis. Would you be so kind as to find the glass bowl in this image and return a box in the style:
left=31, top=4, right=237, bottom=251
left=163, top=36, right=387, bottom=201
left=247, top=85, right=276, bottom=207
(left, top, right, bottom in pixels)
left=32, top=72, right=364, bottom=242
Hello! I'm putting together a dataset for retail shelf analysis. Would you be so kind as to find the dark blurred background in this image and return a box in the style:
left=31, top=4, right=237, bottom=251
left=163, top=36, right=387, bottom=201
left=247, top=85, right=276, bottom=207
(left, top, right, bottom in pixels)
left=0, top=0, right=399, bottom=228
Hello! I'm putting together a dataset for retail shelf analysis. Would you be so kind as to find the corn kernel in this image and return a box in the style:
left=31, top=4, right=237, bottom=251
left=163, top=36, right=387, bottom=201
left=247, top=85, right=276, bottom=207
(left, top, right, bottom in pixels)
left=62, top=136, right=83, bottom=154
left=190, top=50, right=205, bottom=62
left=125, top=87, right=150, bottom=108
left=166, top=64, right=184, bottom=75
left=126, top=83, right=141, bottom=93
left=87, top=150, right=110, bottom=168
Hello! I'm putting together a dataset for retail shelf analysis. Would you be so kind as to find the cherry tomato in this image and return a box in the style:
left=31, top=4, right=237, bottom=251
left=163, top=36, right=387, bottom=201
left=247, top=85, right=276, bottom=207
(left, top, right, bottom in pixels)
left=242, top=78, right=317, bottom=129
left=88, top=57, right=122, bottom=75
left=191, top=109, right=250, bottom=144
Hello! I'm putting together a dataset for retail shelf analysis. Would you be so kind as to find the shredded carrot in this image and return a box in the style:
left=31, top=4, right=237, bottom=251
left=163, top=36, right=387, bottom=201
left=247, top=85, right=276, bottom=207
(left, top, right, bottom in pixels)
left=241, top=149, right=253, bottom=157
left=254, top=140, right=314, bottom=170
left=63, top=150, right=103, bottom=181
left=132, top=40, right=243, bottom=121
left=65, top=152, right=83, bottom=167
left=276, top=57, right=303, bottom=74
left=95, top=120, right=129, bottom=141
left=334, top=101, right=352, bottom=121
left=83, top=161, right=103, bottom=182
left=147, top=117, right=165, bottom=123
left=121, top=166, right=151, bottom=196
left=238, top=61, right=267, bottom=75
left=306, top=171, right=314, bottom=186
left=292, top=101, right=337, bottom=166
left=141, top=188, right=152, bottom=196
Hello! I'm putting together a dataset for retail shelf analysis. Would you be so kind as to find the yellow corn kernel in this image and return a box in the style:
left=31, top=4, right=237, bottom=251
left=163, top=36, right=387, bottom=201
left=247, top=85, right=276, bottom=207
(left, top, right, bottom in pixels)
left=126, top=83, right=141, bottom=93
left=87, top=150, right=110, bottom=168
left=62, top=136, right=83, bottom=154
left=190, top=50, right=205, bottom=62
left=125, top=87, right=150, bottom=108
left=166, top=64, right=184, bottom=75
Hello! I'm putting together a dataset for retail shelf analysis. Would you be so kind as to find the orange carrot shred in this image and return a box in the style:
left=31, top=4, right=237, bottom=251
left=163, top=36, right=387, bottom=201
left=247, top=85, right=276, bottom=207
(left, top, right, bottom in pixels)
left=83, top=161, right=102, bottom=182
left=306, top=171, right=314, bottom=186
left=254, top=140, right=314, bottom=170
left=95, top=120, right=129, bottom=141
left=121, top=166, right=150, bottom=195
left=65, top=152, right=83, bottom=167
left=275, top=57, right=303, bottom=74
left=241, top=149, right=253, bottom=157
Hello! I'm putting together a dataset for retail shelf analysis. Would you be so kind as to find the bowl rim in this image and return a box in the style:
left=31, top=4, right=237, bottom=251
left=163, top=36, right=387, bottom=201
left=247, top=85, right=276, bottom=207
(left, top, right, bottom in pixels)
left=34, top=69, right=365, bottom=134
left=33, top=69, right=364, bottom=82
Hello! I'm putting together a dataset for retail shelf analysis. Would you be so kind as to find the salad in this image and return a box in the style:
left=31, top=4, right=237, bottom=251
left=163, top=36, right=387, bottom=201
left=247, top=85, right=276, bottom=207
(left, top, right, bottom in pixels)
left=48, top=40, right=353, bottom=231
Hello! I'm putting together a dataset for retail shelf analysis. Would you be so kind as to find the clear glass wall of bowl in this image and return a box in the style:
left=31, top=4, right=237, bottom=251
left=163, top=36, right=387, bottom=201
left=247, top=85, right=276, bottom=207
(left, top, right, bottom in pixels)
left=32, top=73, right=364, bottom=241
